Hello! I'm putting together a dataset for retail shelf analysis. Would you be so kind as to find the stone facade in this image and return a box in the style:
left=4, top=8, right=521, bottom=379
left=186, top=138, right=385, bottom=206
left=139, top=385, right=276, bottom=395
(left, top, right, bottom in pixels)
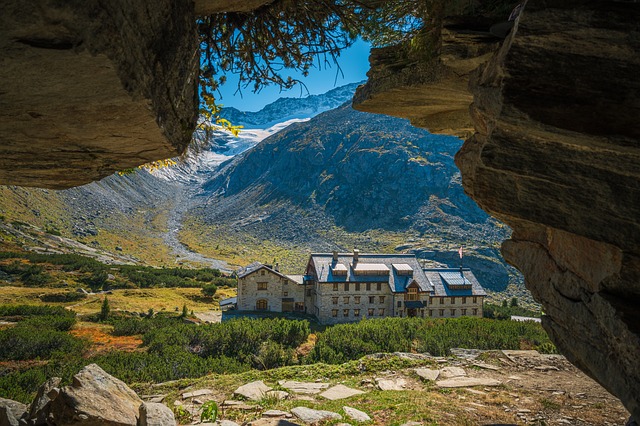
left=236, top=252, right=486, bottom=325
left=237, top=263, right=305, bottom=313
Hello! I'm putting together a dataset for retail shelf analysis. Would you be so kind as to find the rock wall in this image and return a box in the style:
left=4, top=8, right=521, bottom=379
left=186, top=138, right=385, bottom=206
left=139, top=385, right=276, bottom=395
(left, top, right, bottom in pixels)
left=354, top=0, right=640, bottom=419
left=0, top=0, right=199, bottom=189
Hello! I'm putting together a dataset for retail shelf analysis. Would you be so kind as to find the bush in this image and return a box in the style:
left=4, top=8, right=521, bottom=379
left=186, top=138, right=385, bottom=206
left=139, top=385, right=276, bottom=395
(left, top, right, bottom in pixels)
left=40, top=292, right=87, bottom=303
left=201, top=283, right=217, bottom=297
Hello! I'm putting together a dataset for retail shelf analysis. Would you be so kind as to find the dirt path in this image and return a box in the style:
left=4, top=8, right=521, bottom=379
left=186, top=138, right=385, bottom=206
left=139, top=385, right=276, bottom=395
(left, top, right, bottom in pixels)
left=162, top=187, right=232, bottom=273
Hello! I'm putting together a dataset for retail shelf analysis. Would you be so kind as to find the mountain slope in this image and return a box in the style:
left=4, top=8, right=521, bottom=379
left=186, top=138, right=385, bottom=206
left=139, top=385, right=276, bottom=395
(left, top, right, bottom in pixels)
left=189, top=105, right=518, bottom=292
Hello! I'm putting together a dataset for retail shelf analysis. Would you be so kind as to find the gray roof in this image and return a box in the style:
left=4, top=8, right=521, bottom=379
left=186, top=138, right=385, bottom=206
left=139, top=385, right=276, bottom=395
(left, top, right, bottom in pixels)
left=237, top=262, right=291, bottom=281
left=424, top=268, right=487, bottom=297
left=220, top=297, right=237, bottom=306
left=309, top=253, right=434, bottom=293
left=285, top=274, right=305, bottom=285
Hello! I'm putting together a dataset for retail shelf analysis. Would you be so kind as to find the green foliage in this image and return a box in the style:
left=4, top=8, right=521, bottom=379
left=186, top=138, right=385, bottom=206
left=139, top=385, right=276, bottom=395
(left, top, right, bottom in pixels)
left=510, top=297, right=518, bottom=307
left=308, top=317, right=554, bottom=363
left=173, top=405, right=192, bottom=424
left=181, top=304, right=189, bottom=318
left=0, top=261, right=50, bottom=286
left=100, top=297, right=110, bottom=321
left=201, top=283, right=217, bottom=297
left=483, top=302, right=541, bottom=320
left=40, top=292, right=87, bottom=303
left=200, top=401, right=218, bottom=423
left=0, top=305, right=81, bottom=361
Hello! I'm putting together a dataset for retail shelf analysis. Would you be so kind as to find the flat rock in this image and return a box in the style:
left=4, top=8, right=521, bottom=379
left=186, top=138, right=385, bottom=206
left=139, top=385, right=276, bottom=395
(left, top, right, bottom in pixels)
left=234, top=381, right=272, bottom=401
left=320, top=385, right=365, bottom=401
left=439, top=367, right=466, bottom=379
left=278, top=381, right=330, bottom=394
left=48, top=363, right=143, bottom=425
left=415, top=368, right=440, bottom=381
left=139, top=402, right=176, bottom=426
left=291, top=407, right=342, bottom=423
left=472, top=362, right=501, bottom=371
left=263, top=409, right=289, bottom=417
left=343, top=406, right=371, bottom=422
left=376, top=377, right=407, bottom=391
left=181, top=389, right=213, bottom=399
left=436, top=377, right=501, bottom=388
left=221, top=400, right=254, bottom=410
left=0, top=398, right=27, bottom=426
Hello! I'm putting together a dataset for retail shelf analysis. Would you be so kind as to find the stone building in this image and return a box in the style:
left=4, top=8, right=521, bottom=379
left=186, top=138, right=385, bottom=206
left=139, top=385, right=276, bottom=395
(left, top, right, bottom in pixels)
left=236, top=262, right=306, bottom=313
left=235, top=251, right=486, bottom=324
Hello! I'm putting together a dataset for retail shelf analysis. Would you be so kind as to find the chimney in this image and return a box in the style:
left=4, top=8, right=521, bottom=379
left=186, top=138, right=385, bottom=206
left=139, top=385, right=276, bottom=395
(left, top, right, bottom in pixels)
left=332, top=250, right=338, bottom=261
left=275, top=263, right=280, bottom=272
left=353, top=249, right=359, bottom=262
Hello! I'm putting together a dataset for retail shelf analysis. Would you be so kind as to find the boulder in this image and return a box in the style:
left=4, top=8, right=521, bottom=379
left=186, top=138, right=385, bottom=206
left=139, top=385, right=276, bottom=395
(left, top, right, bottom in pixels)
left=0, top=398, right=27, bottom=426
left=375, top=377, right=407, bottom=391
left=439, top=367, right=466, bottom=379
left=138, top=402, right=176, bottom=426
left=24, top=377, right=61, bottom=425
left=48, top=363, right=143, bottom=425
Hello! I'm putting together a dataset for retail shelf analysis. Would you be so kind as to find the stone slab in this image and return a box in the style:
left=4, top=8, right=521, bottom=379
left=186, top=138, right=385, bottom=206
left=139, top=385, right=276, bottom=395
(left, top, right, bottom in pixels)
left=415, top=368, right=440, bottom=381
left=439, top=366, right=466, bottom=379
left=343, top=406, right=371, bottom=422
left=436, top=377, right=501, bottom=388
left=376, top=377, right=407, bottom=391
left=320, top=385, right=365, bottom=401
left=181, top=389, right=213, bottom=399
left=291, top=406, right=341, bottom=423
left=278, top=380, right=330, bottom=394
left=234, top=381, right=272, bottom=401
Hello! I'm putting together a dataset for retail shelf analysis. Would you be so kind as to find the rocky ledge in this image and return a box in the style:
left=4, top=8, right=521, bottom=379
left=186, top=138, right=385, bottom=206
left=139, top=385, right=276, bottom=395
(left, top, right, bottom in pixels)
left=354, top=0, right=640, bottom=420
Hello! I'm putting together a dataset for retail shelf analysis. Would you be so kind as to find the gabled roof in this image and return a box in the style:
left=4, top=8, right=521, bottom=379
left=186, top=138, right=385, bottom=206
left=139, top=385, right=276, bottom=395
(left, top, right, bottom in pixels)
left=424, top=268, right=487, bottom=297
left=237, top=262, right=291, bottom=281
left=308, top=253, right=433, bottom=293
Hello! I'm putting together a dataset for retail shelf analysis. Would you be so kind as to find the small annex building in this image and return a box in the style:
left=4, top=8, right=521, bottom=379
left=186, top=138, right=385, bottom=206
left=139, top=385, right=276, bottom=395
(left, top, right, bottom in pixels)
left=234, top=251, right=487, bottom=324
left=236, top=262, right=306, bottom=313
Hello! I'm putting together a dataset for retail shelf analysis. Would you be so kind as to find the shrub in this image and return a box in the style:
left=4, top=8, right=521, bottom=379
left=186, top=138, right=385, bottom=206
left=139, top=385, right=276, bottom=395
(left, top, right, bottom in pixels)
left=201, top=283, right=217, bottom=297
left=40, top=292, right=87, bottom=303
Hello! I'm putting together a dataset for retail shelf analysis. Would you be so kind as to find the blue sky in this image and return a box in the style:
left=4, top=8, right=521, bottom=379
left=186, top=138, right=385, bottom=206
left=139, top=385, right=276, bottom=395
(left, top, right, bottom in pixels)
left=216, top=39, right=371, bottom=112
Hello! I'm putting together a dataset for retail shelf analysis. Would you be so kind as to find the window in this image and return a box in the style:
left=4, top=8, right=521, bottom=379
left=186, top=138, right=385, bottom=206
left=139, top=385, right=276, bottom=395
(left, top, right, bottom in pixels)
left=332, top=297, right=338, bottom=305
left=439, top=309, right=444, bottom=316
left=473, top=296, right=478, bottom=304
left=472, top=308, right=478, bottom=316
left=343, top=309, right=349, bottom=317
left=257, top=282, right=267, bottom=290
left=397, top=301, right=402, bottom=308
left=450, top=308, right=456, bottom=316
left=379, top=296, right=385, bottom=303
left=461, top=308, right=467, bottom=315
left=462, top=297, right=467, bottom=304
left=256, top=299, right=268, bottom=311
left=295, top=302, right=304, bottom=311
left=283, top=291, right=288, bottom=296
left=332, top=309, right=338, bottom=317
left=354, top=309, right=360, bottom=317
left=451, top=297, right=456, bottom=304
left=406, top=287, right=418, bottom=301
left=377, top=283, right=382, bottom=291
left=378, top=308, right=385, bottom=316
left=355, top=283, right=360, bottom=291
left=429, top=309, right=433, bottom=317
left=366, top=283, right=371, bottom=291
left=429, top=297, right=433, bottom=304
left=261, top=270, right=265, bottom=276
left=343, top=296, right=350, bottom=304
left=421, top=309, right=425, bottom=317
left=368, top=308, right=374, bottom=317
left=333, top=283, right=338, bottom=291
left=369, top=296, right=375, bottom=304
left=354, top=296, right=361, bottom=304
left=344, top=283, right=350, bottom=291
left=439, top=297, right=444, bottom=304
